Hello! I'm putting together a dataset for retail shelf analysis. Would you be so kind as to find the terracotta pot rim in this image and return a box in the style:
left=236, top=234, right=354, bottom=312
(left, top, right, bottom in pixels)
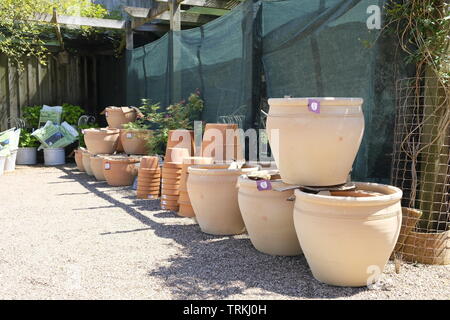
left=103, top=157, right=140, bottom=164
left=268, top=97, right=364, bottom=107
left=294, top=182, right=402, bottom=206
left=189, top=164, right=259, bottom=176
left=84, top=128, right=120, bottom=134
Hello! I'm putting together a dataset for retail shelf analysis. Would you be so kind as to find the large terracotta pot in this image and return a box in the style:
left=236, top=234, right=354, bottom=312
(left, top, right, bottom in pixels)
left=84, top=128, right=120, bottom=155
left=266, top=97, right=365, bottom=186
left=238, top=173, right=302, bottom=256
left=166, top=130, right=195, bottom=156
left=103, top=107, right=138, bottom=129
left=81, top=151, right=94, bottom=176
left=74, top=149, right=85, bottom=172
left=293, top=182, right=402, bottom=287
left=187, top=164, right=259, bottom=235
left=90, top=155, right=108, bottom=181
left=103, top=157, right=140, bottom=186
left=120, top=129, right=152, bottom=155
left=201, top=123, right=244, bottom=162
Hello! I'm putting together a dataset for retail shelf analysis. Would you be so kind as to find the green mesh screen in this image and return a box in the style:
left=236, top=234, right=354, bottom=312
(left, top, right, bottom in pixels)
left=126, top=0, right=412, bottom=182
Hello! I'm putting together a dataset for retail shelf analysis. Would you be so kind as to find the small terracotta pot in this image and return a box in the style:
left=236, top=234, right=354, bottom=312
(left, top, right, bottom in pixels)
left=120, top=129, right=152, bottom=155
left=178, top=203, right=195, bottom=217
left=103, top=107, right=138, bottom=129
left=82, top=152, right=94, bottom=176
left=161, top=199, right=179, bottom=206
left=141, top=156, right=159, bottom=169
left=103, top=157, right=140, bottom=186
left=187, top=164, right=260, bottom=235
left=162, top=162, right=183, bottom=169
left=161, top=205, right=179, bottom=211
left=162, top=167, right=183, bottom=174
left=74, top=149, right=85, bottom=171
left=90, top=155, right=108, bottom=181
left=294, top=182, right=402, bottom=287
left=162, top=172, right=181, bottom=179
left=238, top=173, right=302, bottom=256
left=161, top=194, right=179, bottom=201
left=165, top=148, right=190, bottom=163
left=166, top=129, right=195, bottom=155
left=178, top=191, right=190, bottom=203
left=161, top=184, right=180, bottom=191
left=84, top=128, right=120, bottom=155
left=161, top=188, right=180, bottom=196
left=137, top=193, right=159, bottom=200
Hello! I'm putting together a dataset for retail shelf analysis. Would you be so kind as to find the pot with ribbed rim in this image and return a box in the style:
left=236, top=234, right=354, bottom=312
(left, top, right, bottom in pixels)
left=266, top=97, right=365, bottom=186
left=238, top=172, right=302, bottom=256
left=293, top=182, right=402, bottom=287
left=83, top=128, right=120, bottom=155
left=187, top=164, right=259, bottom=235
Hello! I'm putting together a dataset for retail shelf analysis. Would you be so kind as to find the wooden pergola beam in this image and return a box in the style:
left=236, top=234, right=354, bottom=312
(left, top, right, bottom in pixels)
left=157, top=0, right=235, bottom=10
left=32, top=13, right=126, bottom=29
left=124, top=1, right=183, bottom=29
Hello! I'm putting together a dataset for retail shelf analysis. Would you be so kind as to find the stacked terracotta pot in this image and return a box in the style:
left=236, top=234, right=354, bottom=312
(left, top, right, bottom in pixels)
left=201, top=123, right=243, bottom=163
left=177, top=156, right=213, bottom=217
left=136, top=156, right=161, bottom=199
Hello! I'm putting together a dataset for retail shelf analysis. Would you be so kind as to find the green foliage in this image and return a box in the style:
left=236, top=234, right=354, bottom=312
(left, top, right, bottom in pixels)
left=0, top=0, right=115, bottom=69
left=138, top=92, right=204, bottom=155
left=61, top=103, right=85, bottom=125
left=22, top=105, right=42, bottom=129
left=19, top=130, right=39, bottom=148
left=385, top=0, right=450, bottom=79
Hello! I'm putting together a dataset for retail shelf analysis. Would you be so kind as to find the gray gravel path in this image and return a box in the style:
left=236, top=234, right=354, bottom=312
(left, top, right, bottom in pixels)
left=0, top=164, right=448, bottom=300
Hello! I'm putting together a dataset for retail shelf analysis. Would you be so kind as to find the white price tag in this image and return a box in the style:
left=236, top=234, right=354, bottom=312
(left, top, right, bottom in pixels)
left=126, top=133, right=133, bottom=139
left=104, top=162, right=111, bottom=170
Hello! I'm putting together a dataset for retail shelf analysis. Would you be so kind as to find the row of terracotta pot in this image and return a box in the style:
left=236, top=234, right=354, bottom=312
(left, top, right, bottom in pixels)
left=84, top=128, right=151, bottom=155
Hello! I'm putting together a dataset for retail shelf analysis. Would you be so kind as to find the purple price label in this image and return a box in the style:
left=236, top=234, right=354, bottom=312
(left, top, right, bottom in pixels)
left=257, top=180, right=272, bottom=191
left=308, top=99, right=320, bottom=114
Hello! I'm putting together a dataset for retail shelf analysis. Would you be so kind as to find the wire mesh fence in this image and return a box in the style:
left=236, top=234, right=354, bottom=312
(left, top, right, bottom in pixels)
left=391, top=77, right=449, bottom=265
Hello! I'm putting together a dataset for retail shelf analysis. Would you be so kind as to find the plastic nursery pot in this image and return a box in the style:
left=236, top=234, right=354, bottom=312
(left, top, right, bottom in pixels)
left=83, top=128, right=120, bottom=155
left=81, top=151, right=94, bottom=175
left=237, top=173, right=302, bottom=256
left=266, top=97, right=364, bottom=186
left=16, top=147, right=38, bottom=165
left=90, top=155, right=108, bottom=181
left=293, top=182, right=402, bottom=287
left=103, top=157, right=140, bottom=186
left=187, top=164, right=260, bottom=235
left=44, top=148, right=65, bottom=166
left=103, top=107, right=137, bottom=129
left=120, top=129, right=152, bottom=155
left=74, top=149, right=85, bottom=171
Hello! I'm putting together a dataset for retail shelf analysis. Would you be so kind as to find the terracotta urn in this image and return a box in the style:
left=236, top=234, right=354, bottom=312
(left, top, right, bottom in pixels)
left=103, top=107, right=138, bottom=129
left=74, top=149, right=85, bottom=172
left=81, top=151, right=94, bottom=176
left=120, top=129, right=152, bottom=155
left=266, top=97, right=364, bottom=186
left=103, top=156, right=140, bottom=186
left=238, top=172, right=302, bottom=256
left=90, top=155, right=108, bottom=181
left=293, top=182, right=402, bottom=287
left=84, top=128, right=120, bottom=155
left=187, top=164, right=259, bottom=235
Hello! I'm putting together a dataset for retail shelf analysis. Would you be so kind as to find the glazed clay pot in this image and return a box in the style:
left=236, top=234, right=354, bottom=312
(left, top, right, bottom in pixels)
left=103, top=107, right=138, bottom=129
left=103, top=157, right=140, bottom=186
left=90, top=155, right=108, bottom=181
left=187, top=164, right=259, bottom=235
left=294, top=182, right=402, bottom=287
left=74, top=149, right=85, bottom=172
left=84, top=128, right=120, bottom=155
left=238, top=173, right=302, bottom=256
left=81, top=151, right=94, bottom=176
left=120, top=129, right=152, bottom=155
left=266, top=97, right=365, bottom=186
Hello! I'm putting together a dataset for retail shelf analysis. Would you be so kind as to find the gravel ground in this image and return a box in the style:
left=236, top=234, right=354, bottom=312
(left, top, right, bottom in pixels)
left=0, top=164, right=448, bottom=300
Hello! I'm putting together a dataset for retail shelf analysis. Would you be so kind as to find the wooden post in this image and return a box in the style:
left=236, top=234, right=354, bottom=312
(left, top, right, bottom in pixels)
left=169, top=0, right=182, bottom=104
left=125, top=20, right=134, bottom=50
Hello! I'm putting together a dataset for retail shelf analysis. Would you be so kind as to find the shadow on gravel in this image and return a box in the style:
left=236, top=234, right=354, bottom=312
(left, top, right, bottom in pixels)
left=58, top=166, right=367, bottom=300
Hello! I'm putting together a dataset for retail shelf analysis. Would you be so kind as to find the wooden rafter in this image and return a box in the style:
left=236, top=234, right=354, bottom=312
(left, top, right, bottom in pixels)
left=31, top=13, right=126, bottom=29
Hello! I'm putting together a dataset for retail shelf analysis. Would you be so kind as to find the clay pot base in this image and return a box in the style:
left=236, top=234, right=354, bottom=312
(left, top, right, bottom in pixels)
left=137, top=193, right=159, bottom=200
left=161, top=194, right=179, bottom=201
left=178, top=204, right=195, bottom=217
left=161, top=189, right=180, bottom=196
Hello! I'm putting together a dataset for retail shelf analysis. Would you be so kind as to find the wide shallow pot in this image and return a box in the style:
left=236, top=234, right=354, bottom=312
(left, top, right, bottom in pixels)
left=90, top=155, right=108, bottom=181
left=104, top=107, right=138, bottom=129
left=16, top=147, right=37, bottom=165
left=74, top=149, right=85, bottom=171
left=266, top=97, right=364, bottom=186
left=84, top=128, right=120, bottom=155
left=293, top=182, right=402, bottom=287
left=44, top=148, right=65, bottom=166
left=188, top=164, right=259, bottom=235
left=120, top=129, right=152, bottom=155
left=238, top=173, right=302, bottom=256
left=82, top=152, right=94, bottom=175
left=103, top=157, right=140, bottom=186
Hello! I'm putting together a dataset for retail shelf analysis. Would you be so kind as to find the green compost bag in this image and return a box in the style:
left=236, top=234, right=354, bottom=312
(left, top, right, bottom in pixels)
left=38, top=105, right=63, bottom=127
left=32, top=121, right=78, bottom=150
